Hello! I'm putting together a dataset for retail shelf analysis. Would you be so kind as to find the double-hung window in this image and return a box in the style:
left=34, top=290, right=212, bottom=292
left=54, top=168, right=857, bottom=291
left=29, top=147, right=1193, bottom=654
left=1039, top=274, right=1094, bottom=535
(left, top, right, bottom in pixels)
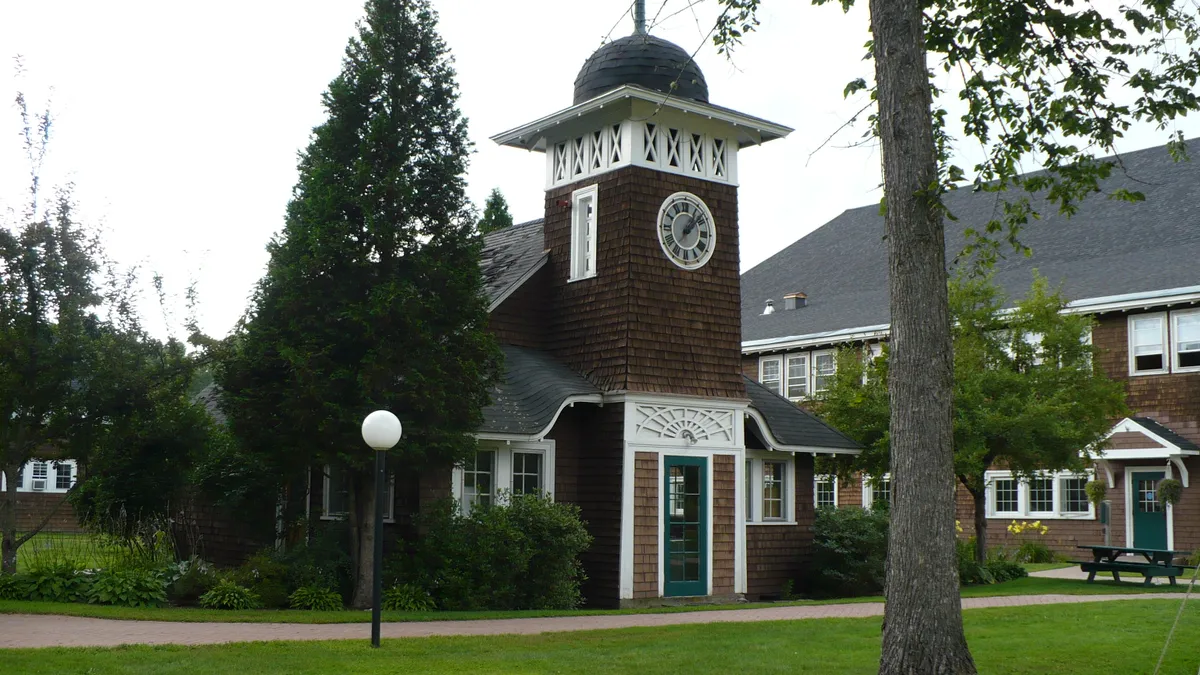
left=1130, top=313, right=1168, bottom=374
left=322, top=465, right=395, bottom=522
left=1, top=460, right=77, bottom=493
left=744, top=453, right=794, bottom=523
left=759, top=356, right=783, bottom=395
left=786, top=354, right=808, bottom=400
left=862, top=474, right=891, bottom=510
left=984, top=471, right=1092, bottom=519
left=812, top=350, right=837, bottom=393
left=454, top=442, right=554, bottom=513
left=569, top=184, right=598, bottom=281
left=814, top=475, right=838, bottom=509
left=1173, top=309, right=1200, bottom=371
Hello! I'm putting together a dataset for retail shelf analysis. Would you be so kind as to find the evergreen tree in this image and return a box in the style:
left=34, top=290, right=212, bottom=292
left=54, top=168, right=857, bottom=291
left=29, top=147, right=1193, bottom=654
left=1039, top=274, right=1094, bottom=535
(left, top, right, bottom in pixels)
left=476, top=188, right=513, bottom=234
left=218, top=0, right=501, bottom=608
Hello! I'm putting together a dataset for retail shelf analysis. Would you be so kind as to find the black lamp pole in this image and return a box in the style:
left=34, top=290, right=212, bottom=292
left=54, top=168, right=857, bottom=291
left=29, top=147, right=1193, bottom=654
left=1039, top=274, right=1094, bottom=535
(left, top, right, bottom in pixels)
left=371, top=446, right=385, bottom=648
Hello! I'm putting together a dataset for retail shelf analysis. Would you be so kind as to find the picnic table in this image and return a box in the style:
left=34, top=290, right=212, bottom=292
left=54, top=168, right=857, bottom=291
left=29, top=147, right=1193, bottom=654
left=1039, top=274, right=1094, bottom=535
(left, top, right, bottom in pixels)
left=1076, top=545, right=1190, bottom=586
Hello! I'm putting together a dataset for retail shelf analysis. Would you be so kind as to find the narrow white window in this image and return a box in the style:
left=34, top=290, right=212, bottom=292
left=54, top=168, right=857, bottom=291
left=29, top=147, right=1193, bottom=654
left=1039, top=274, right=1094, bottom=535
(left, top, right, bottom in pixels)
left=54, top=462, right=74, bottom=491
left=815, top=475, right=838, bottom=508
left=786, top=353, right=808, bottom=400
left=759, top=356, right=783, bottom=395
left=812, top=350, right=837, bottom=393
left=991, top=477, right=1019, bottom=516
left=30, top=462, right=48, bottom=491
left=1129, top=313, right=1168, bottom=374
left=643, top=123, right=659, bottom=164
left=511, top=452, right=543, bottom=495
left=863, top=474, right=891, bottom=510
left=762, top=461, right=787, bottom=520
left=589, top=130, right=603, bottom=171
left=572, top=136, right=586, bottom=177
left=569, top=185, right=598, bottom=282
left=462, top=450, right=496, bottom=511
left=1173, top=309, right=1200, bottom=371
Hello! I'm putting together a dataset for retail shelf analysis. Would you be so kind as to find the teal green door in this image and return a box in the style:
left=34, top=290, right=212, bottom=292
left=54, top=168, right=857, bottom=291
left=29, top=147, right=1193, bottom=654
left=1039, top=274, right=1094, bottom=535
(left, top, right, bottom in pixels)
left=664, top=456, right=707, bottom=597
left=1132, top=471, right=1168, bottom=550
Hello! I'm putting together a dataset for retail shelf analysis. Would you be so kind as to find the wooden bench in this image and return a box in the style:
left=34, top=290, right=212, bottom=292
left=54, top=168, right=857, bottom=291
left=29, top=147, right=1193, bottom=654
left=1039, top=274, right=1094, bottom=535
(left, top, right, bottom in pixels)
left=1076, top=544, right=1191, bottom=586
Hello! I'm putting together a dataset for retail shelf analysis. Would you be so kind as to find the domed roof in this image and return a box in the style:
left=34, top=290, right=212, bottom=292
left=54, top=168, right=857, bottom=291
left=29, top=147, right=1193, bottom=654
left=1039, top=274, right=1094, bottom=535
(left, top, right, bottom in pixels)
left=573, top=34, right=708, bottom=105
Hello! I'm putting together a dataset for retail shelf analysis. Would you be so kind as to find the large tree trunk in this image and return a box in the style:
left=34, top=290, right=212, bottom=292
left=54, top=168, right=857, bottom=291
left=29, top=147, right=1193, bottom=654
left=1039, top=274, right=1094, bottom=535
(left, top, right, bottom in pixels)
left=2, top=464, right=19, bottom=574
left=349, top=468, right=378, bottom=610
left=971, top=486, right=987, bottom=565
left=870, top=0, right=977, bottom=672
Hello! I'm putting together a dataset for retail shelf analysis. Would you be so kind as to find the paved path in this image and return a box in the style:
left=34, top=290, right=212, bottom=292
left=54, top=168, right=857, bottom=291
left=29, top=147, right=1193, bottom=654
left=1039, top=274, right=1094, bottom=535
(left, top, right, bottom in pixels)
left=0, top=593, right=1185, bottom=649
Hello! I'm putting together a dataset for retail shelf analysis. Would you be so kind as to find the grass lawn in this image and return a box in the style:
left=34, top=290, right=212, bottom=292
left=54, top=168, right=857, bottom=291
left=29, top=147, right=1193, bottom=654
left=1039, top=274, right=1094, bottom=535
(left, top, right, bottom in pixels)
left=3, top=600, right=1200, bottom=673
left=0, top=575, right=1186, bottom=624
left=1023, top=561, right=1074, bottom=573
left=15, top=532, right=123, bottom=573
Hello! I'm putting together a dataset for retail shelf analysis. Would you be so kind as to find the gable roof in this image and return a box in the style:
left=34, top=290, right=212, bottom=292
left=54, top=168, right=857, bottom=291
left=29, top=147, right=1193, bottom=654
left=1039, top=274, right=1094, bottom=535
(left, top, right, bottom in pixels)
left=480, top=219, right=547, bottom=311
left=742, top=138, right=1200, bottom=347
left=479, top=345, right=603, bottom=438
left=742, top=375, right=860, bottom=452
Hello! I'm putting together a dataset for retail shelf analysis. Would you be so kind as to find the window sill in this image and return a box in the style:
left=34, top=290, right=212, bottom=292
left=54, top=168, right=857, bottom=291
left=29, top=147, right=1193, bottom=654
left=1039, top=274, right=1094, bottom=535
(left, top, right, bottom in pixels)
left=320, top=514, right=396, bottom=524
left=747, top=520, right=798, bottom=527
left=567, top=274, right=596, bottom=284
left=986, top=514, right=1094, bottom=521
left=1130, top=368, right=1170, bottom=377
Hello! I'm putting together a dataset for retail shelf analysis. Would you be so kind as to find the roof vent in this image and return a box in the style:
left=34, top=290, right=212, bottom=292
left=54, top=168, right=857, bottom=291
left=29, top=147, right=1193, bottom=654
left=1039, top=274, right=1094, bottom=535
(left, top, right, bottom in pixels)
left=763, top=299, right=775, bottom=315
left=784, top=293, right=807, bottom=310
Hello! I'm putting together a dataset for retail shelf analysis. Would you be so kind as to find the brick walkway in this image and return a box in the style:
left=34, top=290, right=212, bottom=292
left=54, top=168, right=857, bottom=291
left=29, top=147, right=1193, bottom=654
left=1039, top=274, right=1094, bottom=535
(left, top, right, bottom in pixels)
left=0, top=593, right=1185, bottom=649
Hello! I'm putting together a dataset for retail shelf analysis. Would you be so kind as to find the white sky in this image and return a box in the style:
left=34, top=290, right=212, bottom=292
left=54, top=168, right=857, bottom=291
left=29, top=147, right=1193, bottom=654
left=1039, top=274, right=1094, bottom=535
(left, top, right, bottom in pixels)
left=1, top=1, right=1196, bottom=340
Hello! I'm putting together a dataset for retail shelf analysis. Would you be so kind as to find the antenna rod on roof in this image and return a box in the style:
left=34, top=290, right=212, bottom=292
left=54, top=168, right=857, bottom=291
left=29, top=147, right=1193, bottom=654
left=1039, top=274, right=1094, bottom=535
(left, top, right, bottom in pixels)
left=634, top=0, right=646, bottom=34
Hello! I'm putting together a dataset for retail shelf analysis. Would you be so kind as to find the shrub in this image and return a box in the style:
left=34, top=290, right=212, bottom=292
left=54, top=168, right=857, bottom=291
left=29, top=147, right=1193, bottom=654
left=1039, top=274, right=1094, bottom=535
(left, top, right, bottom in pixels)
left=271, top=523, right=352, bottom=600
left=809, top=507, right=889, bottom=597
left=87, top=567, right=168, bottom=607
left=958, top=543, right=1029, bottom=586
left=985, top=557, right=1028, bottom=583
left=402, top=494, right=592, bottom=611
left=234, top=550, right=291, bottom=609
left=1158, top=479, right=1183, bottom=507
left=22, top=562, right=93, bottom=603
left=382, top=583, right=435, bottom=612
left=198, top=579, right=260, bottom=610
left=288, top=585, right=343, bottom=611
left=1015, top=540, right=1056, bottom=564
left=0, top=573, right=28, bottom=600
left=165, top=556, right=218, bottom=607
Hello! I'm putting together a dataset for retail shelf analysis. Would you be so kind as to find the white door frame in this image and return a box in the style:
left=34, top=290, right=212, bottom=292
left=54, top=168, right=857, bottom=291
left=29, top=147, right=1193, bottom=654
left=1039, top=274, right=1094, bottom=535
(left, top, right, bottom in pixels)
left=1124, top=464, right=1174, bottom=550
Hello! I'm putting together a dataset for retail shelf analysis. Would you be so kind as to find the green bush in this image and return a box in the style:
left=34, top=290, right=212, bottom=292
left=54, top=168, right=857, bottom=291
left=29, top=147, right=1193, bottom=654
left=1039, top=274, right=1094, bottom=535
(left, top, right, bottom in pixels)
left=809, top=507, right=889, bottom=597
left=399, top=494, right=592, bottom=611
left=985, top=557, right=1028, bottom=583
left=198, top=579, right=260, bottom=610
left=382, top=583, right=435, bottom=612
left=0, top=573, right=28, bottom=600
left=22, top=562, right=93, bottom=602
left=234, top=550, right=291, bottom=609
left=288, top=585, right=343, bottom=611
left=1015, top=540, right=1056, bottom=564
left=958, top=542, right=1029, bottom=586
left=87, top=567, right=167, bottom=607
left=165, top=556, right=218, bottom=606
left=268, top=523, right=352, bottom=600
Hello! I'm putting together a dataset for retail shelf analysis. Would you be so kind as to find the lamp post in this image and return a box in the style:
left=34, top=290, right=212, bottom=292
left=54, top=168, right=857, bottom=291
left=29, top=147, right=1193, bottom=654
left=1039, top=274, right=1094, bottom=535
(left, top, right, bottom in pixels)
left=361, top=410, right=402, bottom=648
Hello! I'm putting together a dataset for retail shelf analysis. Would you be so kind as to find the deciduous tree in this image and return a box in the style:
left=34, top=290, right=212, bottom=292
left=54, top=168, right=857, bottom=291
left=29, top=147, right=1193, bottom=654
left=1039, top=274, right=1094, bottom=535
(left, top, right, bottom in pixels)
left=218, top=0, right=501, bottom=609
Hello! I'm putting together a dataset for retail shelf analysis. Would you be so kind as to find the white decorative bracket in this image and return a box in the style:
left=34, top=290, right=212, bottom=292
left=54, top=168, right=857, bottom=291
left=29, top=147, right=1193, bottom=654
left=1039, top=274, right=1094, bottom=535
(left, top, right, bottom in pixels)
left=1168, top=456, right=1190, bottom=488
left=1094, top=458, right=1116, bottom=489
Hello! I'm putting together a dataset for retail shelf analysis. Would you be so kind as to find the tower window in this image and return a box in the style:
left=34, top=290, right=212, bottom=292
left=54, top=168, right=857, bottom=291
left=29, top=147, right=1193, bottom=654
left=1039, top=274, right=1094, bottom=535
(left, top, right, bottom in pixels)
left=570, top=184, right=599, bottom=282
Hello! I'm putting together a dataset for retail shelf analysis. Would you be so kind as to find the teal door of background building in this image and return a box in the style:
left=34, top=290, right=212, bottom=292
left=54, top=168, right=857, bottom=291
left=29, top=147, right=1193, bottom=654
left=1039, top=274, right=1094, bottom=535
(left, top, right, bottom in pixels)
left=1131, top=470, right=1168, bottom=550
left=663, top=456, right=707, bottom=597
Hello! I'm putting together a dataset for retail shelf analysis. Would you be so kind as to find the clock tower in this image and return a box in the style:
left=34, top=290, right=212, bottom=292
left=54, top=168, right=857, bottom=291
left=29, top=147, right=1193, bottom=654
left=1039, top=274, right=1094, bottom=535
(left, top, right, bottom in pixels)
left=492, top=27, right=790, bottom=399
left=489, top=13, right=798, bottom=608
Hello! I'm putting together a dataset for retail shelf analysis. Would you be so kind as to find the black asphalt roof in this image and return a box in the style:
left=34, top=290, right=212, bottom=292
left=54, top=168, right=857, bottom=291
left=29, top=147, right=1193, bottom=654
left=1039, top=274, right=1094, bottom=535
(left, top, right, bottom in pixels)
left=1133, top=416, right=1200, bottom=453
left=481, top=218, right=545, bottom=307
left=480, top=345, right=601, bottom=436
left=743, top=375, right=860, bottom=451
left=742, top=139, right=1200, bottom=344
left=573, top=34, right=708, bottom=105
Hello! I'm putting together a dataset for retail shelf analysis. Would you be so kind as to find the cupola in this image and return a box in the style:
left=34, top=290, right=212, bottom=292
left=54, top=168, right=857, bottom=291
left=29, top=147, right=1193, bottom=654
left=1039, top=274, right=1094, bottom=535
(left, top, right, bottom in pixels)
left=573, top=34, right=708, bottom=105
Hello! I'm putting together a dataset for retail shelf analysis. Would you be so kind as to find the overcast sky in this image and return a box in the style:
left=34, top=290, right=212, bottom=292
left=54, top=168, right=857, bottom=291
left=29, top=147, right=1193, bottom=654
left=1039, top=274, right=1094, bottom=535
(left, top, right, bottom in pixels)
left=2, top=1, right=1196, bottom=340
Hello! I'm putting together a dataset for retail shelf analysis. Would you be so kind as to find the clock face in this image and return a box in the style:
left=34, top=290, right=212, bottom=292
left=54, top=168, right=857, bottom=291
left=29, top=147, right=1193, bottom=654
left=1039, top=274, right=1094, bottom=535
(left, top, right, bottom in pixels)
left=657, top=192, right=716, bottom=270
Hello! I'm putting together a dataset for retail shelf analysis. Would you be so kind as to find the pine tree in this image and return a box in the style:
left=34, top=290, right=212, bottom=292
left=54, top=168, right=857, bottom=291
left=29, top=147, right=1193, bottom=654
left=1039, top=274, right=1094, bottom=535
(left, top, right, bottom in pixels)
left=218, top=0, right=501, bottom=609
left=476, top=188, right=514, bottom=235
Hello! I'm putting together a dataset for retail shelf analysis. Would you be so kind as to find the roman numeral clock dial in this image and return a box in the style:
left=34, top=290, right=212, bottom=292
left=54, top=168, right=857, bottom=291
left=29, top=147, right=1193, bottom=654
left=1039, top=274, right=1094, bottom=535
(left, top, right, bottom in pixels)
left=657, top=192, right=716, bottom=270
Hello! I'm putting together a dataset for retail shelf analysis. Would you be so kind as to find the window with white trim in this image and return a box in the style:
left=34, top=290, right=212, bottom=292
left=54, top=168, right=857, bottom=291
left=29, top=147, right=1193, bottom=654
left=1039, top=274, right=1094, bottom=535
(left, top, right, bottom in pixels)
left=1129, top=313, right=1168, bottom=374
left=812, top=350, right=837, bottom=393
left=862, top=474, right=891, bottom=510
left=984, top=470, right=1094, bottom=519
left=0, top=460, right=78, bottom=493
left=786, top=354, right=808, bottom=400
left=744, top=453, right=794, bottom=523
left=759, top=356, right=782, bottom=396
left=453, top=442, right=554, bottom=513
left=815, top=475, right=838, bottom=509
left=322, top=465, right=395, bottom=523
left=1173, top=309, right=1200, bottom=371
left=569, top=185, right=598, bottom=281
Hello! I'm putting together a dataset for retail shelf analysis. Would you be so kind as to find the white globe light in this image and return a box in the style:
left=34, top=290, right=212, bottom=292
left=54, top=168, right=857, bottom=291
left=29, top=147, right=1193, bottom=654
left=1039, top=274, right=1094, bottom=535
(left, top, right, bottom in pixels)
left=361, top=410, right=403, bottom=450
